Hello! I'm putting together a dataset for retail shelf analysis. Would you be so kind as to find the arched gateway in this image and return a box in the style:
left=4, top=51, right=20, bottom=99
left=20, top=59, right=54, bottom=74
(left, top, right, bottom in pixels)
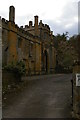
left=43, top=50, right=49, bottom=73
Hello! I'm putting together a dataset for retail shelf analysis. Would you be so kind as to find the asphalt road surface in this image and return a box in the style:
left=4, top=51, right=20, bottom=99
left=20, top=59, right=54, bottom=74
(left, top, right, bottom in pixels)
left=3, top=74, right=72, bottom=118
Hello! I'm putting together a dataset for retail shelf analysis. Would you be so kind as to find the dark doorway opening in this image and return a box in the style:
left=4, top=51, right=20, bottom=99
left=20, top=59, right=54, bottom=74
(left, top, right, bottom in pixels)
left=44, top=50, right=48, bottom=73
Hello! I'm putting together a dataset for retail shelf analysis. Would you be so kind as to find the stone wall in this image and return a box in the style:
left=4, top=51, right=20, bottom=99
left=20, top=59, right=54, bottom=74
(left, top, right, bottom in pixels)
left=2, top=70, right=21, bottom=88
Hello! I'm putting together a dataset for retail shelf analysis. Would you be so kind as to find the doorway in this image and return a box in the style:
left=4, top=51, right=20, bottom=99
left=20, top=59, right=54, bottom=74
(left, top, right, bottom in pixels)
left=44, top=50, right=48, bottom=73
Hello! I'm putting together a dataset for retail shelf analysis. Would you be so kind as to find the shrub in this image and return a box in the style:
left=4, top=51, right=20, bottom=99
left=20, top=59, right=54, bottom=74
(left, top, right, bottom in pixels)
left=3, top=61, right=26, bottom=77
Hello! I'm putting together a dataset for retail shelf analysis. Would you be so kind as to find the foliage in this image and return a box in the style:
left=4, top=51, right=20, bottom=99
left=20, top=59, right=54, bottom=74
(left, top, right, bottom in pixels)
left=3, top=61, right=26, bottom=77
left=69, top=35, right=80, bottom=58
left=53, top=32, right=69, bottom=49
left=54, top=33, right=78, bottom=73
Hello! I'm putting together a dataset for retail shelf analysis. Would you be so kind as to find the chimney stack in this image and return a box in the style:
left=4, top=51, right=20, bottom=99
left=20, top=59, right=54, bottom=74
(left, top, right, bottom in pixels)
left=29, top=21, right=32, bottom=27
left=34, top=15, right=39, bottom=36
left=9, top=6, right=15, bottom=23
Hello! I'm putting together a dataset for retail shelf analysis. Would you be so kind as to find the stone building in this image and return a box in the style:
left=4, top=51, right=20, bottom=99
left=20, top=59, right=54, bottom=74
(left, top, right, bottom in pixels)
left=2, top=6, right=56, bottom=75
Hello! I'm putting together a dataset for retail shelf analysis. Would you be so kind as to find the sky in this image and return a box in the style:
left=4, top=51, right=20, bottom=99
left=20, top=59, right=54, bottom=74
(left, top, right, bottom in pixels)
left=0, top=0, right=79, bottom=37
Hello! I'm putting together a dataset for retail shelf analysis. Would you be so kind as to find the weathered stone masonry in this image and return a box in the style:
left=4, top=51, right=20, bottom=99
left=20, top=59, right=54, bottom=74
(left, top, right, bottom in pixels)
left=72, top=61, right=80, bottom=119
left=2, top=6, right=56, bottom=75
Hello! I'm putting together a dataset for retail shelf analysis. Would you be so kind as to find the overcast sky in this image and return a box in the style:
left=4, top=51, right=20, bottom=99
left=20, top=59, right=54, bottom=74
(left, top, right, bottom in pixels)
left=0, top=0, right=79, bottom=37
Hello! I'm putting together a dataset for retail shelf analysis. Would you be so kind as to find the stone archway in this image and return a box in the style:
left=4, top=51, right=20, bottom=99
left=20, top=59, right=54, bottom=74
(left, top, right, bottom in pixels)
left=43, top=50, right=49, bottom=73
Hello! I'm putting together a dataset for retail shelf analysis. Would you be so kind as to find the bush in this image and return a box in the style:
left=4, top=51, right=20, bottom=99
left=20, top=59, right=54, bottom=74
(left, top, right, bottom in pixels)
left=3, top=61, right=26, bottom=77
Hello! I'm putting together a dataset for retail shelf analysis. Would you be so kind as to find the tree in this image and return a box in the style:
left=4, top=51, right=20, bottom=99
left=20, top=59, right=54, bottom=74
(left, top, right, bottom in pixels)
left=54, top=33, right=78, bottom=73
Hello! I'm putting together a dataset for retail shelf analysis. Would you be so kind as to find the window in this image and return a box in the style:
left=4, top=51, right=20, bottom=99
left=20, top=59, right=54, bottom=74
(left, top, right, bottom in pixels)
left=18, top=36, right=22, bottom=48
left=29, top=41, right=33, bottom=57
left=44, top=32, right=46, bottom=39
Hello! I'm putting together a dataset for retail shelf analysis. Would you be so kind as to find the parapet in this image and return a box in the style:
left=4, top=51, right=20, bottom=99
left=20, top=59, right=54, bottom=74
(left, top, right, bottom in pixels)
left=15, top=24, right=19, bottom=29
left=39, top=20, right=44, bottom=27
left=44, top=24, right=50, bottom=30
left=2, top=18, right=9, bottom=28
left=39, top=20, right=50, bottom=31
left=2, top=18, right=6, bottom=23
left=20, top=26, right=23, bottom=29
left=25, top=25, right=29, bottom=28
left=0, top=16, right=1, bottom=20
left=50, top=31, right=53, bottom=35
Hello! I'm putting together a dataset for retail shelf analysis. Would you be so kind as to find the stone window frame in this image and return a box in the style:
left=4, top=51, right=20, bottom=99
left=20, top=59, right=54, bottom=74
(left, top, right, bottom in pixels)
left=29, top=41, right=34, bottom=57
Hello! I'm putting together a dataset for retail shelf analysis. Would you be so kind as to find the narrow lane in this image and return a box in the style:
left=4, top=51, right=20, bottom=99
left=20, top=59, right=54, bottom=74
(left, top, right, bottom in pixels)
left=3, top=74, right=72, bottom=118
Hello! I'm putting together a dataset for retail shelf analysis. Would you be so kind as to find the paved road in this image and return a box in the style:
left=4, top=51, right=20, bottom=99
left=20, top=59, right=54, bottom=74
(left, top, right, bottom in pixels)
left=3, top=74, right=72, bottom=118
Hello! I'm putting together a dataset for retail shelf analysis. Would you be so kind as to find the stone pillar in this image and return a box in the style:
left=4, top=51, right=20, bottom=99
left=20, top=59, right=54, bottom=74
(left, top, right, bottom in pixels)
left=77, top=35, right=80, bottom=61
left=72, top=7, right=80, bottom=116
left=9, top=6, right=15, bottom=23
left=78, top=2, right=80, bottom=60
left=34, top=16, right=39, bottom=36
left=72, top=61, right=80, bottom=119
left=72, top=3, right=80, bottom=118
